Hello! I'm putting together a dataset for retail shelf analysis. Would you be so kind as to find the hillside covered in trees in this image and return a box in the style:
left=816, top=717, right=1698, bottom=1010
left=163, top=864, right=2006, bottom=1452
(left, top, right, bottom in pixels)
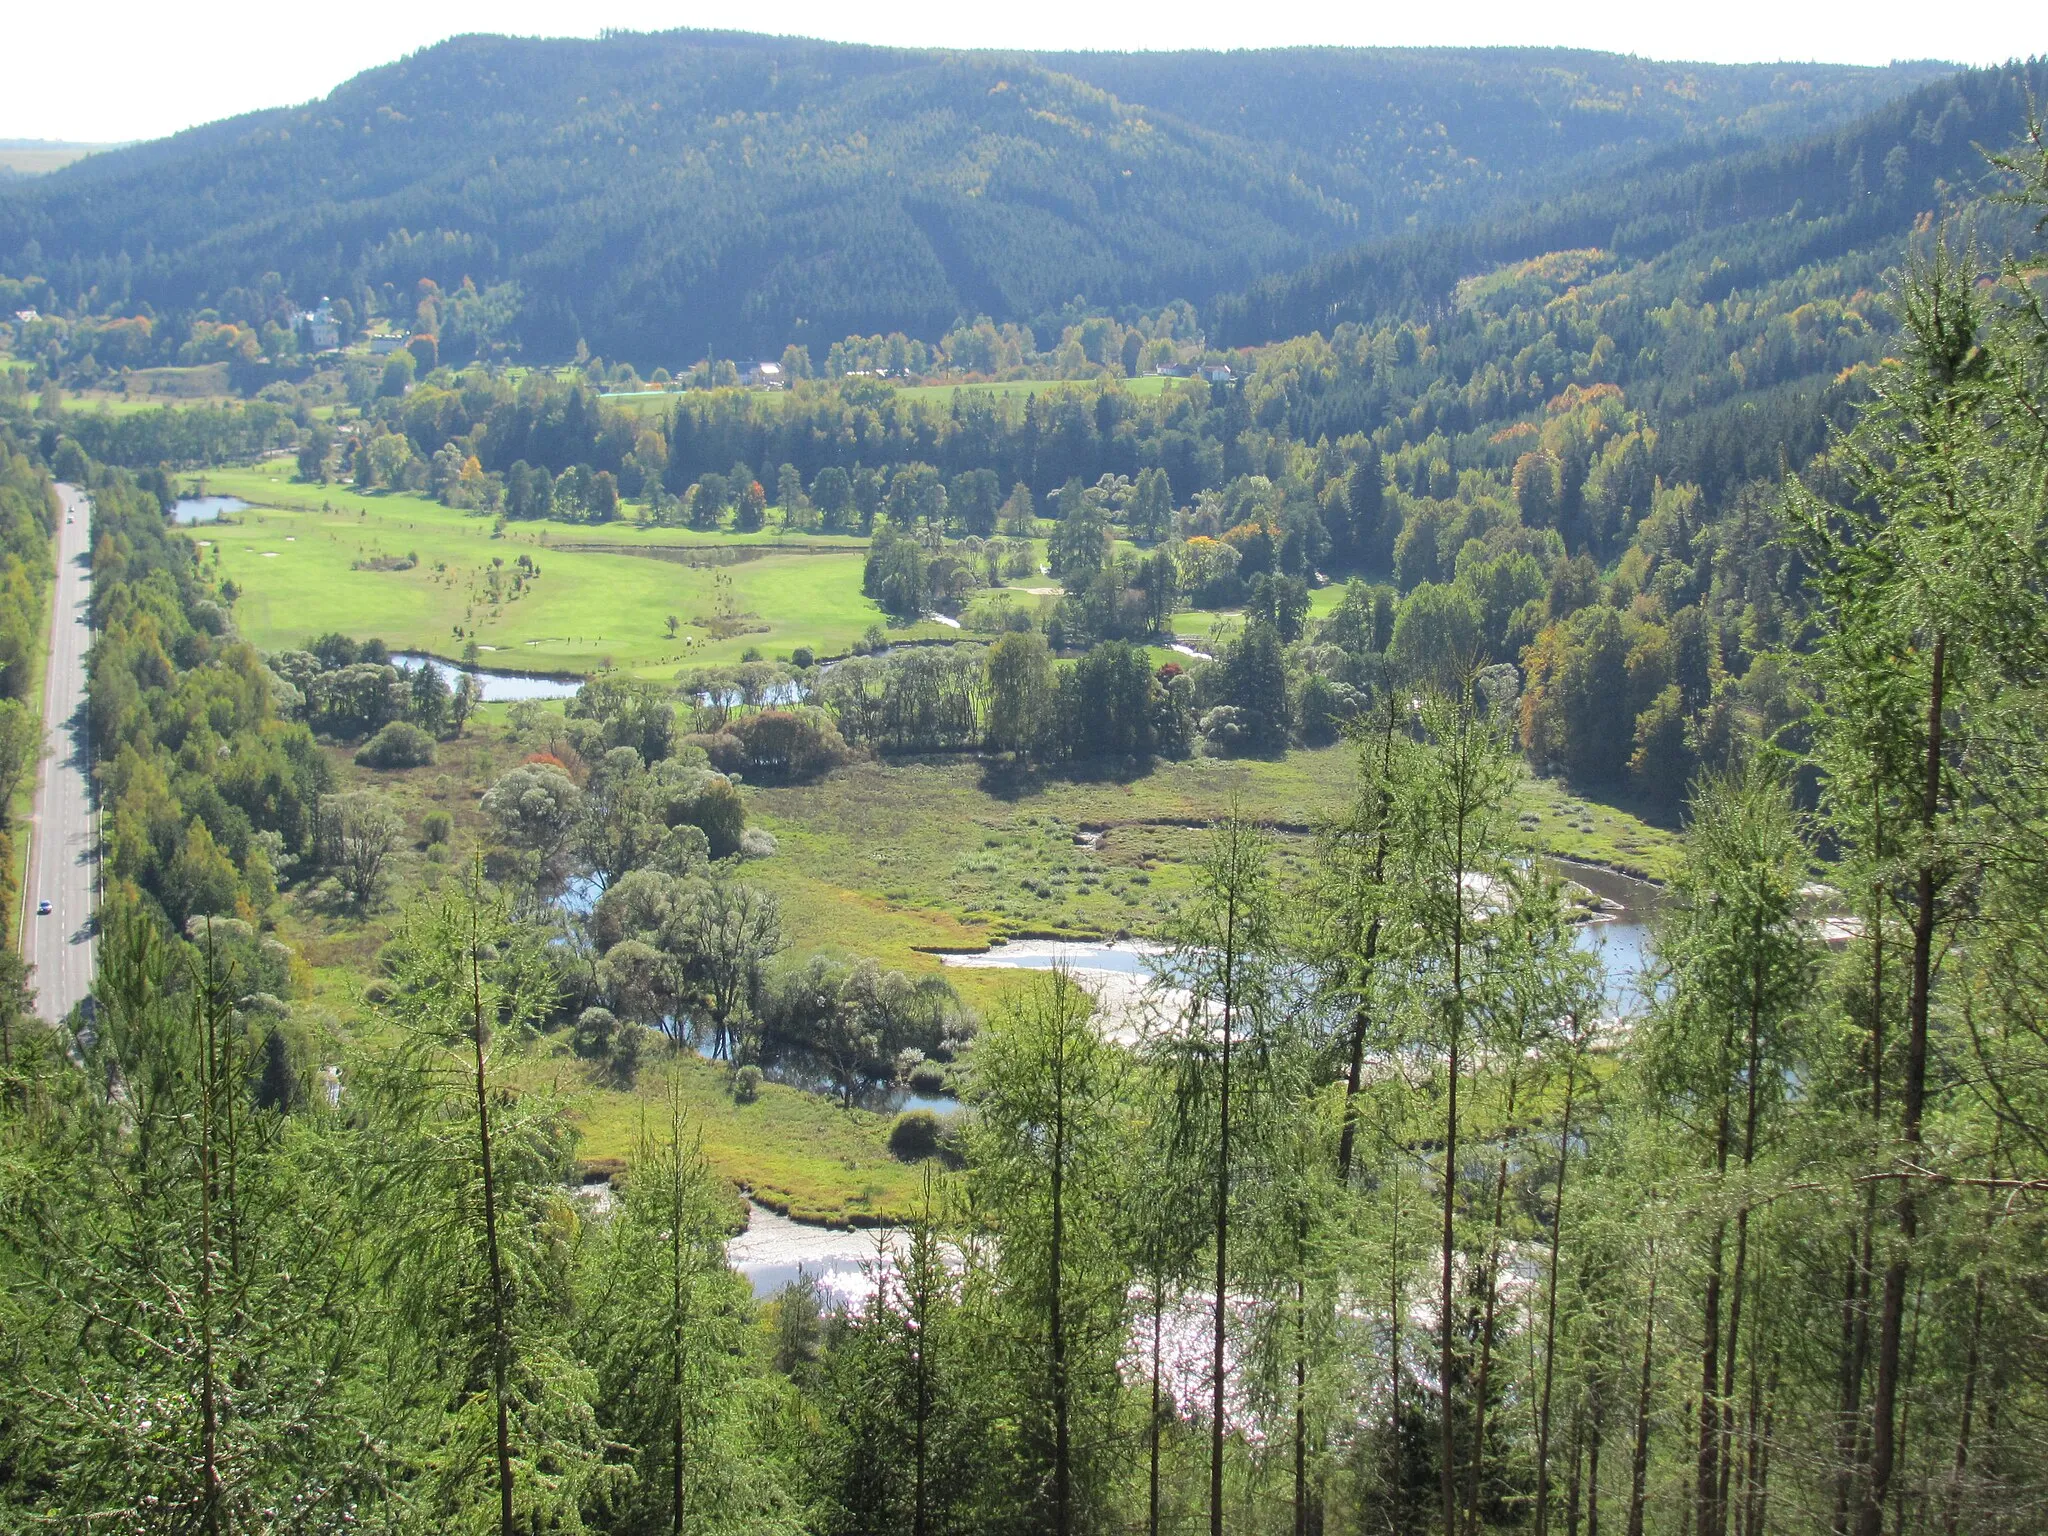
left=0, top=33, right=1948, bottom=359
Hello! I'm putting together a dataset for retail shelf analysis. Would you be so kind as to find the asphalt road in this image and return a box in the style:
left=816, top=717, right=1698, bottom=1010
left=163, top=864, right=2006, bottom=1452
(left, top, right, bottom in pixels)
left=24, top=484, right=96, bottom=1023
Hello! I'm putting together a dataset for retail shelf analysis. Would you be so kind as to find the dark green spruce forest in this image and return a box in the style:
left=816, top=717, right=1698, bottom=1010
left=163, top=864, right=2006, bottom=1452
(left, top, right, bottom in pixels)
left=0, top=29, right=2047, bottom=1536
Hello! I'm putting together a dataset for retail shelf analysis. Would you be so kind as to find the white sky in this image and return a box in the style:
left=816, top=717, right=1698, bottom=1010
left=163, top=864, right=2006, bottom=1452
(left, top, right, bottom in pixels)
left=5, top=0, right=2040, bottom=145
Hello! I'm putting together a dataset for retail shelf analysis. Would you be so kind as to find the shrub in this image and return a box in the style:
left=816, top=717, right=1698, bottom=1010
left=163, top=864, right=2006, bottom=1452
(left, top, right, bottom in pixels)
left=738, top=827, right=778, bottom=859
left=727, top=709, right=850, bottom=783
left=733, top=1064, right=764, bottom=1104
left=354, top=720, right=436, bottom=769
left=790, top=646, right=815, bottom=669
left=676, top=774, right=747, bottom=859
left=421, top=809, right=453, bottom=844
left=888, top=1109, right=944, bottom=1161
left=684, top=731, right=746, bottom=776
left=907, top=1060, right=947, bottom=1095
left=1198, top=706, right=1257, bottom=755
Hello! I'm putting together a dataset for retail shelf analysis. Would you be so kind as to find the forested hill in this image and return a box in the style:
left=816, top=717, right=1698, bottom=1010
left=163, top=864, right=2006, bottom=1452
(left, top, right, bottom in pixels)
left=0, top=32, right=1946, bottom=361
left=1211, top=58, right=2048, bottom=346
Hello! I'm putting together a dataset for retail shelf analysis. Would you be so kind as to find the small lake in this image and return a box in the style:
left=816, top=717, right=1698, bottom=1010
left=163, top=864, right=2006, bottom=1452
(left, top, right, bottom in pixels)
left=941, top=869, right=1663, bottom=1028
left=391, top=651, right=584, bottom=701
left=170, top=495, right=251, bottom=524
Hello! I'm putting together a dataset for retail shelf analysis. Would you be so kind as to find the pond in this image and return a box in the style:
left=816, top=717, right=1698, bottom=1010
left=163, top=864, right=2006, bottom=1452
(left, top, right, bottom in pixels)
left=712, top=1045, right=957, bottom=1117
left=940, top=867, right=1664, bottom=1030
left=390, top=651, right=584, bottom=701
left=170, top=495, right=251, bottom=524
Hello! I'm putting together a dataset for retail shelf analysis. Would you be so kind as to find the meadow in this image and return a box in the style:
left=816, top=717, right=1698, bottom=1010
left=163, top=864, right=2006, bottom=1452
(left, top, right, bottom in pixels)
left=207, top=459, right=1682, bottom=1222
left=281, top=701, right=1677, bottom=1224
left=193, top=465, right=936, bottom=672
left=888, top=373, right=1189, bottom=403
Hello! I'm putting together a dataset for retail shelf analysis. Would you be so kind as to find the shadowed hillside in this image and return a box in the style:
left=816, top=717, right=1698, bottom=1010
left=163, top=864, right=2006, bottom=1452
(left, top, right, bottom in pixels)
left=0, top=32, right=1947, bottom=360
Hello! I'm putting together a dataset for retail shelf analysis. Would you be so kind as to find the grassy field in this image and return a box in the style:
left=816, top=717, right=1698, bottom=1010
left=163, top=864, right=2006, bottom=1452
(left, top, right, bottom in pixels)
left=266, top=688, right=1677, bottom=1221
left=270, top=719, right=938, bottom=1224
left=889, top=374, right=1188, bottom=404
left=744, top=743, right=1679, bottom=991
left=197, top=466, right=921, bottom=672
left=557, top=1053, right=924, bottom=1226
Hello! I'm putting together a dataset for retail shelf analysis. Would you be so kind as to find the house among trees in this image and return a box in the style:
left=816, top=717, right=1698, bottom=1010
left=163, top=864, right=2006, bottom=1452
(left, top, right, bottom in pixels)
left=743, top=359, right=787, bottom=389
left=297, top=298, right=340, bottom=352
left=1199, top=362, right=1235, bottom=384
left=367, top=334, right=405, bottom=356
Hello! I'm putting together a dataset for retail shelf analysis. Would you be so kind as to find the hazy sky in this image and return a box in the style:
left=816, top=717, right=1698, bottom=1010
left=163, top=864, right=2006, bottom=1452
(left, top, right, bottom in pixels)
left=6, top=0, right=2040, bottom=144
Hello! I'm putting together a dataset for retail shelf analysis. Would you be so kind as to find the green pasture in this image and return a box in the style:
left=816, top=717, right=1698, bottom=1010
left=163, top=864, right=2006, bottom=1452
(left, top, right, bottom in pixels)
left=200, top=466, right=903, bottom=672
left=890, top=374, right=1187, bottom=404
left=269, top=725, right=934, bottom=1226
left=743, top=743, right=1680, bottom=975
left=560, top=1053, right=924, bottom=1226
left=1168, top=584, right=1345, bottom=645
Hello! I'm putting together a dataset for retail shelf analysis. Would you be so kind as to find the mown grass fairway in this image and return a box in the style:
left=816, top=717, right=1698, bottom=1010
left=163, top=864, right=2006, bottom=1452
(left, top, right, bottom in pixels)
left=197, top=466, right=915, bottom=672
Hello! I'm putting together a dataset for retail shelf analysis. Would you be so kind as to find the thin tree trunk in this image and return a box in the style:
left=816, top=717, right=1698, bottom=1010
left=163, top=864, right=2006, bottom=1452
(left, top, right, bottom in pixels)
left=670, top=1134, right=687, bottom=1536
left=1536, top=1046, right=1582, bottom=1536
left=1295, top=1269, right=1309, bottom=1536
left=1440, top=792, right=1470, bottom=1536
left=471, top=918, right=516, bottom=1536
left=1750, top=1363, right=1778, bottom=1536
left=1566, top=1398, right=1585, bottom=1536
left=1720, top=927, right=1767, bottom=1528
left=1860, top=632, right=1944, bottom=1536
left=1051, top=1014, right=1070, bottom=1536
left=1626, top=1250, right=1660, bottom=1536
left=1838, top=854, right=1885, bottom=1535
left=1941, top=1277, right=1985, bottom=1536
left=1389, top=1163, right=1405, bottom=1536
left=1336, top=706, right=1397, bottom=1184
left=1464, top=1155, right=1511, bottom=1536
left=1150, top=1283, right=1165, bottom=1536
left=1888, top=1278, right=1927, bottom=1536
left=1697, top=997, right=1739, bottom=1536
left=1587, top=1371, right=1605, bottom=1536
left=197, top=983, right=222, bottom=1534
left=1211, top=893, right=1238, bottom=1536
